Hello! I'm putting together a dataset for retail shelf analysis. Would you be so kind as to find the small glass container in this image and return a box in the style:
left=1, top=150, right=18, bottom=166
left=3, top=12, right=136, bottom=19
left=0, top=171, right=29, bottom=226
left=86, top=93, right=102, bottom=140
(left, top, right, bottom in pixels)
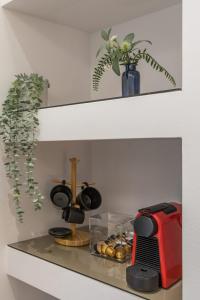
left=89, top=212, right=134, bottom=263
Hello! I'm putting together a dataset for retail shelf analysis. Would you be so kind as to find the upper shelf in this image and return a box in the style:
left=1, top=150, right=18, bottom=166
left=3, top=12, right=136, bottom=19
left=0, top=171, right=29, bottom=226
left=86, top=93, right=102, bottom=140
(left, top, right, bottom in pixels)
left=38, top=90, right=183, bottom=142
left=1, top=0, right=181, bottom=32
left=1, top=1, right=182, bottom=108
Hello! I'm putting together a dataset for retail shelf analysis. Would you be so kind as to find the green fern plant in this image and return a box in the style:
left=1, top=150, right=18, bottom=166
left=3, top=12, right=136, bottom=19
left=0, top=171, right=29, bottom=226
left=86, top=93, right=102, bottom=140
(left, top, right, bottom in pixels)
left=0, top=73, right=48, bottom=222
left=133, top=49, right=176, bottom=86
left=93, top=28, right=176, bottom=91
left=93, top=54, right=112, bottom=92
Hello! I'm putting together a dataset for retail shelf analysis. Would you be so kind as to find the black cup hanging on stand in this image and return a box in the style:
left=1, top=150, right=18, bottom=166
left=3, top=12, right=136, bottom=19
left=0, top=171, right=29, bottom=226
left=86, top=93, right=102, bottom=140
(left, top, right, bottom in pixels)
left=50, top=181, right=72, bottom=209
left=62, top=207, right=85, bottom=224
left=76, top=182, right=102, bottom=211
left=50, top=180, right=85, bottom=229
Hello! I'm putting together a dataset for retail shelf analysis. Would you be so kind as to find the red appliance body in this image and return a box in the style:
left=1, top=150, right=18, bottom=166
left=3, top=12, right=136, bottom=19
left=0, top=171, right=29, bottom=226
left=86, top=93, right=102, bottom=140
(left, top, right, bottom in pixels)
left=131, top=202, right=182, bottom=289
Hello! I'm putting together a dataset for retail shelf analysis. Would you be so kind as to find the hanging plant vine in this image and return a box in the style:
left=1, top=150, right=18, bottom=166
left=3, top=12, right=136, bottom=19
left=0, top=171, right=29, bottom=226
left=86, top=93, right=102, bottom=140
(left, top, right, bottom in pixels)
left=0, top=73, right=48, bottom=222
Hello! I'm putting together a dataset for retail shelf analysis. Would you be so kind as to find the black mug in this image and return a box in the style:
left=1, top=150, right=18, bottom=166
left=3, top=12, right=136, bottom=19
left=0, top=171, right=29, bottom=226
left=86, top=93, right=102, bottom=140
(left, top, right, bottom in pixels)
left=62, top=207, right=85, bottom=224
left=50, top=184, right=72, bottom=208
left=76, top=183, right=102, bottom=211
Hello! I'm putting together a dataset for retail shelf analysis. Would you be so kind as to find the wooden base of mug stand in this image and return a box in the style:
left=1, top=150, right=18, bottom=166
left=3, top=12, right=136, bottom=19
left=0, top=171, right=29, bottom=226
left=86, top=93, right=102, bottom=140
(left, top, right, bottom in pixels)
left=55, top=230, right=90, bottom=247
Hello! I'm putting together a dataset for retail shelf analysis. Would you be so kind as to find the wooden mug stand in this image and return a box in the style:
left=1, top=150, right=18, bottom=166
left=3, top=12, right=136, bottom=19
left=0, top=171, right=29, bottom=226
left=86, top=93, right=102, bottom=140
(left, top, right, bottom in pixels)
left=53, top=157, right=90, bottom=247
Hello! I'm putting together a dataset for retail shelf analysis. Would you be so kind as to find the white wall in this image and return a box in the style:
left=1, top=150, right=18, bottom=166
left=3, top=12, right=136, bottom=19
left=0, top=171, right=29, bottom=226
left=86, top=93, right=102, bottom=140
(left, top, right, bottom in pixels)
left=90, top=4, right=182, bottom=100
left=0, top=8, right=90, bottom=107
left=91, top=138, right=182, bottom=215
left=0, top=6, right=91, bottom=299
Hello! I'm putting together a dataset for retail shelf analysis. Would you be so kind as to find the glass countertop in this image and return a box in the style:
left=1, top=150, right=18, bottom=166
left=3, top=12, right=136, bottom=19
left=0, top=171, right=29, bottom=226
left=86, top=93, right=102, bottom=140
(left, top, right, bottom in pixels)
left=8, top=229, right=182, bottom=300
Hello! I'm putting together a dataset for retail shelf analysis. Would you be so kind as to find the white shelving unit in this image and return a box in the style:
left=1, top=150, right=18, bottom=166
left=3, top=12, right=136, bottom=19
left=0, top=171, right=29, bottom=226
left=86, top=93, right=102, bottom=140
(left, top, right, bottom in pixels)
left=1, top=0, right=183, bottom=144
left=38, top=91, right=182, bottom=142
left=1, top=1, right=200, bottom=300
left=6, top=245, right=182, bottom=300
left=6, top=247, right=139, bottom=300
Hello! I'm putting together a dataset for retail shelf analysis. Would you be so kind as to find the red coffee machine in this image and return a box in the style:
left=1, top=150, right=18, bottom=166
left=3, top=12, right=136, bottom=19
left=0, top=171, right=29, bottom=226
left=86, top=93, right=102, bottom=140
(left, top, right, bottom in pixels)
left=126, top=202, right=182, bottom=292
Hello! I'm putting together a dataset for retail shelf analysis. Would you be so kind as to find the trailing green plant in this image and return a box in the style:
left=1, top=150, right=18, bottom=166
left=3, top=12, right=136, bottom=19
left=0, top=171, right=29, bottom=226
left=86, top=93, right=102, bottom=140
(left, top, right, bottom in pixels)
left=93, top=28, right=176, bottom=91
left=0, top=73, right=48, bottom=222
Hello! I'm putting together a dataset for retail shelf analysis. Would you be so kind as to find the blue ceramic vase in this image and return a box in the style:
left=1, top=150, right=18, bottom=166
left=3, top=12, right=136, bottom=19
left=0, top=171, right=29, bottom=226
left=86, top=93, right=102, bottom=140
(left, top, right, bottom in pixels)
left=122, top=64, right=140, bottom=97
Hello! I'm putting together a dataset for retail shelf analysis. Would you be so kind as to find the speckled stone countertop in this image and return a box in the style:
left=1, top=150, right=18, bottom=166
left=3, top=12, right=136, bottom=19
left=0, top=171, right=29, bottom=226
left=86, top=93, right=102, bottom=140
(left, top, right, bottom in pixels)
left=8, top=231, right=182, bottom=300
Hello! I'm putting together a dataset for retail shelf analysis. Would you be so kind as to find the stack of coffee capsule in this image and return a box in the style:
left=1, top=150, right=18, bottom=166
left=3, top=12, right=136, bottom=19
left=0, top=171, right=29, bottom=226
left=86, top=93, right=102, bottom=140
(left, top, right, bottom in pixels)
left=93, top=233, right=133, bottom=263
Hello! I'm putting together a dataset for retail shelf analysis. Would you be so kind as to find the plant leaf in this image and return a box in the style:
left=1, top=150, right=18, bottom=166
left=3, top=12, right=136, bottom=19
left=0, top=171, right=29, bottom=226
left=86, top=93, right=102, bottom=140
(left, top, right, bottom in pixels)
left=93, top=53, right=112, bottom=91
left=101, top=30, right=109, bottom=41
left=124, top=33, right=135, bottom=43
left=141, top=51, right=176, bottom=86
left=107, top=28, right=112, bottom=39
left=96, top=45, right=104, bottom=58
left=112, top=56, right=120, bottom=76
left=0, top=73, right=46, bottom=222
left=132, top=40, right=152, bottom=49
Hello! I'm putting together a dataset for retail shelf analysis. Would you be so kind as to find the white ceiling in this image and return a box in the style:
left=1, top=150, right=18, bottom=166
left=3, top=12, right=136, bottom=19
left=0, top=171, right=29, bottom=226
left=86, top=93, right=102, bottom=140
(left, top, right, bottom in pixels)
left=3, top=0, right=181, bottom=32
